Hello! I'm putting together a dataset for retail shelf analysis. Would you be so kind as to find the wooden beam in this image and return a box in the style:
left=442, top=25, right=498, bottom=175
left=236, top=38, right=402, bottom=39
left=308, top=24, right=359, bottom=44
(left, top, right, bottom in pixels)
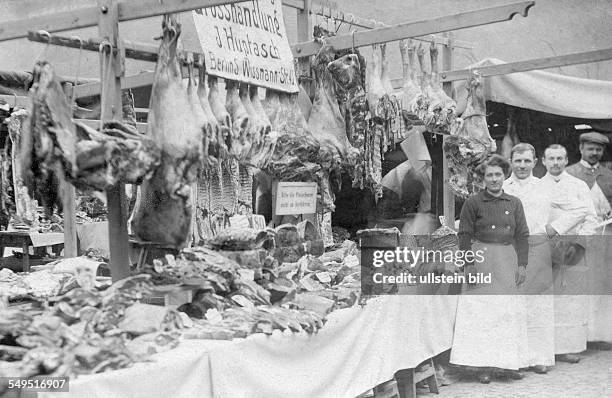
left=28, top=31, right=159, bottom=63
left=0, top=0, right=247, bottom=42
left=441, top=33, right=455, bottom=226
left=390, top=47, right=612, bottom=89
left=439, top=47, right=612, bottom=82
left=61, top=83, right=78, bottom=259
left=291, top=1, right=534, bottom=57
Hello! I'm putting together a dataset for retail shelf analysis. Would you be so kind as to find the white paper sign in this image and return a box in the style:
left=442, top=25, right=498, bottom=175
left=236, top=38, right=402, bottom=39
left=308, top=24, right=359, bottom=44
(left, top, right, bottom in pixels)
left=185, top=0, right=299, bottom=93
left=275, top=182, right=317, bottom=215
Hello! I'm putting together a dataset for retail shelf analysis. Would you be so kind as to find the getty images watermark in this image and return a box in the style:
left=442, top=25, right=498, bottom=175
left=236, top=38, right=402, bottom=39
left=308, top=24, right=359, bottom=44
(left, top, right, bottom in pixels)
left=370, top=247, right=488, bottom=285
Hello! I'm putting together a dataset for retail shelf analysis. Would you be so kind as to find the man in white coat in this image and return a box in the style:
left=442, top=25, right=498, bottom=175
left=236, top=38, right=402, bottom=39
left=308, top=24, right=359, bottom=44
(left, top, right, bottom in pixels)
left=503, top=143, right=554, bottom=374
left=539, top=144, right=598, bottom=363
left=566, top=132, right=612, bottom=350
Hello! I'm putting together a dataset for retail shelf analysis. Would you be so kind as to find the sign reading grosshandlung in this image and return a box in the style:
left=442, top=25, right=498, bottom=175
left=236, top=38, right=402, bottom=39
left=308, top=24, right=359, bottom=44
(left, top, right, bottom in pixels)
left=186, top=0, right=299, bottom=93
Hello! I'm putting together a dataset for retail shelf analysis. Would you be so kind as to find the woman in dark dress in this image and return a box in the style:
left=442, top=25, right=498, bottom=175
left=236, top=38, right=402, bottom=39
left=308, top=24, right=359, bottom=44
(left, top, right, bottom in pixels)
left=450, top=154, right=530, bottom=383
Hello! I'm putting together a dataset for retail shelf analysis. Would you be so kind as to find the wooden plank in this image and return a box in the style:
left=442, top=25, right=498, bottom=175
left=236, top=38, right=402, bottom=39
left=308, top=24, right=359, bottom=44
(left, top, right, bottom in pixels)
left=0, top=95, right=30, bottom=109
left=0, top=0, right=247, bottom=42
left=75, top=118, right=148, bottom=134
left=61, top=83, right=78, bottom=258
left=439, top=46, right=612, bottom=82
left=99, top=0, right=130, bottom=282
left=291, top=1, right=534, bottom=57
left=442, top=33, right=455, bottom=226
left=74, top=71, right=155, bottom=98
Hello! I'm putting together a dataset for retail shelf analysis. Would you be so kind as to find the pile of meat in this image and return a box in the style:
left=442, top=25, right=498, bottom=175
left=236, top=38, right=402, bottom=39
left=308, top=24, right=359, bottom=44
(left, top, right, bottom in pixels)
left=0, top=275, right=185, bottom=389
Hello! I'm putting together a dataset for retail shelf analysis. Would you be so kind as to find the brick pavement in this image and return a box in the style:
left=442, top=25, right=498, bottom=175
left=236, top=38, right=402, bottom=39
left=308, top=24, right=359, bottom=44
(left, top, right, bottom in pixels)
left=421, top=349, right=612, bottom=398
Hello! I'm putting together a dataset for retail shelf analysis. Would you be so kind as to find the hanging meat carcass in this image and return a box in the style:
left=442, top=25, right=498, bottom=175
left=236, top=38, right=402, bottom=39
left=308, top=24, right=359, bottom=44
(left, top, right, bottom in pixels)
left=376, top=43, right=401, bottom=151
left=249, top=85, right=277, bottom=169
left=399, top=40, right=424, bottom=131
left=501, top=107, right=520, bottom=159
left=453, top=71, right=496, bottom=152
left=22, top=61, right=78, bottom=215
left=308, top=44, right=359, bottom=166
left=444, top=71, right=495, bottom=198
left=367, top=44, right=385, bottom=117
left=197, top=64, right=227, bottom=163
left=429, top=42, right=457, bottom=132
left=131, top=15, right=203, bottom=247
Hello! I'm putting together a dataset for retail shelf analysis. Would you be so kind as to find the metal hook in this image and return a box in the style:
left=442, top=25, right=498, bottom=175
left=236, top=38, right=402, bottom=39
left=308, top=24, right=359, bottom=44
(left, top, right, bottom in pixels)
left=69, top=35, right=84, bottom=107
left=352, top=30, right=356, bottom=53
left=99, top=40, right=113, bottom=53
left=36, top=30, right=52, bottom=60
left=12, top=93, right=18, bottom=108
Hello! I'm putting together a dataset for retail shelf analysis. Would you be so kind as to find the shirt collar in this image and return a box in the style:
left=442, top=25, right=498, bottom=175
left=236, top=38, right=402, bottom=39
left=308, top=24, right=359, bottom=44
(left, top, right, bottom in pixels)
left=481, top=189, right=512, bottom=202
left=507, top=173, right=535, bottom=186
left=580, top=159, right=599, bottom=169
left=544, top=170, right=568, bottom=182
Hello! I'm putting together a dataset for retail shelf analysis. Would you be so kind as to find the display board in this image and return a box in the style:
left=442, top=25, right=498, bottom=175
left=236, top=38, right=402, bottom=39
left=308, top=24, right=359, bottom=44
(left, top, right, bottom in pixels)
left=182, top=0, right=299, bottom=93
left=274, top=182, right=317, bottom=215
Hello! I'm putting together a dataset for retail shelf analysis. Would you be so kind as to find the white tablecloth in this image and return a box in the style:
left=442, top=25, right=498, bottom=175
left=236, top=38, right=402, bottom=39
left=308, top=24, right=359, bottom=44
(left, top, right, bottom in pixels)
left=41, top=296, right=458, bottom=398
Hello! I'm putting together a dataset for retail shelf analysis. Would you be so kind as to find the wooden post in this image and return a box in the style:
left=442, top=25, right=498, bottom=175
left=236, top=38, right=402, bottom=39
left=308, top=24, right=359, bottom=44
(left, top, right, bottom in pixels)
left=296, top=0, right=312, bottom=96
left=98, top=0, right=130, bottom=281
left=61, top=82, right=78, bottom=258
left=442, top=32, right=455, bottom=226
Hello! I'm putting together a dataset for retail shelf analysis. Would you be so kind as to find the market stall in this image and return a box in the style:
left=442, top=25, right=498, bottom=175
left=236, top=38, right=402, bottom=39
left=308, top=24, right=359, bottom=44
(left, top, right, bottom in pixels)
left=6, top=0, right=612, bottom=397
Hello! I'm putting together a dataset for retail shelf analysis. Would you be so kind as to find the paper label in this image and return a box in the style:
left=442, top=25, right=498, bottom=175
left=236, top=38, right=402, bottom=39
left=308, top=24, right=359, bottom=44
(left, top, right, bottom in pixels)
left=275, top=182, right=317, bottom=215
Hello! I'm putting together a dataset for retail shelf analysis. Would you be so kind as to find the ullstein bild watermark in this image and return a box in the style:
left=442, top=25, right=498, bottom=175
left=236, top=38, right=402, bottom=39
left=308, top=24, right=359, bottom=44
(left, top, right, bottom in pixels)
left=360, top=235, right=612, bottom=295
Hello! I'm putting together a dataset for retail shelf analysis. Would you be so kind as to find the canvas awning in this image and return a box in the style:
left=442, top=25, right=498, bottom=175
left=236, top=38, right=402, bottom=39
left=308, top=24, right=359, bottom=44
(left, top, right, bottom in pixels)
left=455, top=58, right=612, bottom=120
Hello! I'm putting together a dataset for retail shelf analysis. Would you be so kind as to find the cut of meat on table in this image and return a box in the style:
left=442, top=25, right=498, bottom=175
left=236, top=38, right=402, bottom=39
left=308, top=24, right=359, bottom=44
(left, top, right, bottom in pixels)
left=22, top=60, right=78, bottom=215
left=453, top=71, right=497, bottom=152
left=131, top=15, right=202, bottom=248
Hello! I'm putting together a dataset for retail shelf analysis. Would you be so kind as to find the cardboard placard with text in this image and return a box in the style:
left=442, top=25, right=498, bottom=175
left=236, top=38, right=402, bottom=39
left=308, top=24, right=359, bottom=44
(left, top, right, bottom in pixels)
left=182, top=0, right=299, bottom=93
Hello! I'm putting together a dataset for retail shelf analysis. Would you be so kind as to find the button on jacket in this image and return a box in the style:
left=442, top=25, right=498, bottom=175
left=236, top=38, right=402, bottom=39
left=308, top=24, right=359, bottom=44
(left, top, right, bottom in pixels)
left=458, top=190, right=529, bottom=267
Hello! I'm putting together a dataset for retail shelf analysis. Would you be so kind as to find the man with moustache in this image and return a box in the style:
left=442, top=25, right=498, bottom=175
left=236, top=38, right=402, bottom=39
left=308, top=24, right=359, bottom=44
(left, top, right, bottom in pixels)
left=566, top=132, right=612, bottom=351
left=539, top=144, right=598, bottom=363
left=503, top=143, right=554, bottom=374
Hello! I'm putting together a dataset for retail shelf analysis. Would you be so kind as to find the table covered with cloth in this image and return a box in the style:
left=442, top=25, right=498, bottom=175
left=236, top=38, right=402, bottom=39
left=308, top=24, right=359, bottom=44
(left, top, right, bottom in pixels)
left=40, top=296, right=458, bottom=398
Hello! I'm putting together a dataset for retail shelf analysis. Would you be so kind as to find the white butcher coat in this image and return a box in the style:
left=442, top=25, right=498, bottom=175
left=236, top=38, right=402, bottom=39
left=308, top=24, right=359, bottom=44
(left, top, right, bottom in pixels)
left=540, top=171, right=598, bottom=354
left=504, top=174, right=555, bottom=366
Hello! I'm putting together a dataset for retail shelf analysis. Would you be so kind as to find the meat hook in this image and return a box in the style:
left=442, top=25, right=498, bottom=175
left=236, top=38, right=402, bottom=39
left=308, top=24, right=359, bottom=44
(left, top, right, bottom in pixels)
left=36, top=30, right=52, bottom=61
left=98, top=40, right=113, bottom=54
left=70, top=36, right=84, bottom=107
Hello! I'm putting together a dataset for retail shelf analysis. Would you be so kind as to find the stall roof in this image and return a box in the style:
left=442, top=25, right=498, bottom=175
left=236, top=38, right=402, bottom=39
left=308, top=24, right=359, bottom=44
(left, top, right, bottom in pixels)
left=454, top=58, right=612, bottom=120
